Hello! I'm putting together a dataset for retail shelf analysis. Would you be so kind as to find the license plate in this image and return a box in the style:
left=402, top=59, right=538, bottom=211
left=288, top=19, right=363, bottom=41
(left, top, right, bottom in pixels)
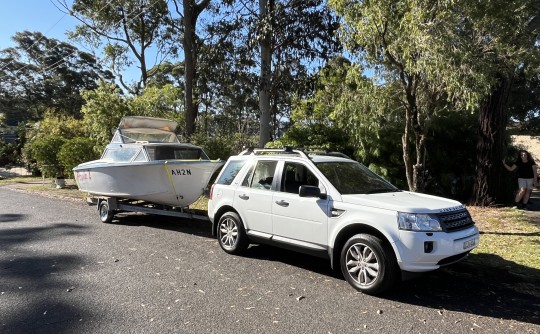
left=463, top=238, right=477, bottom=250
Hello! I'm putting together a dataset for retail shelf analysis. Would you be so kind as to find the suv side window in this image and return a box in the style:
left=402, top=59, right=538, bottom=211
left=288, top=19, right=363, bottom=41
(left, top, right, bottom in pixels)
left=281, top=162, right=319, bottom=194
left=242, top=160, right=277, bottom=190
left=216, top=160, right=247, bottom=185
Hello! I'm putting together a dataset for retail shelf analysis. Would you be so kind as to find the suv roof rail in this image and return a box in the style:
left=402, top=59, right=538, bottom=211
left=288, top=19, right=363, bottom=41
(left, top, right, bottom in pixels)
left=239, top=147, right=310, bottom=159
left=304, top=150, right=352, bottom=159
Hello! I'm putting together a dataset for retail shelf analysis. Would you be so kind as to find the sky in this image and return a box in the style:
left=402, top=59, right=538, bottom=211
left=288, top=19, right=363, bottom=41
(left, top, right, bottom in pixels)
left=0, top=0, right=145, bottom=84
left=0, top=0, right=77, bottom=50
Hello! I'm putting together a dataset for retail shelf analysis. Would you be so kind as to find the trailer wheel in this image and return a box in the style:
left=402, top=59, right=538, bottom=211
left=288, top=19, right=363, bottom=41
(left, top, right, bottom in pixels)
left=98, top=200, right=115, bottom=223
left=217, top=212, right=249, bottom=255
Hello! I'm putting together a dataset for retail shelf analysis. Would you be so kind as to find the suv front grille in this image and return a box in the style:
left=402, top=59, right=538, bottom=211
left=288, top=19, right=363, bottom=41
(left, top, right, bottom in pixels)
left=437, top=209, right=475, bottom=232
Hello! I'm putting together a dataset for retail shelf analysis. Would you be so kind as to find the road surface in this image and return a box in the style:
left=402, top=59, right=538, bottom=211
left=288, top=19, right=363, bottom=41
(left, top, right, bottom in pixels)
left=0, top=187, right=538, bottom=333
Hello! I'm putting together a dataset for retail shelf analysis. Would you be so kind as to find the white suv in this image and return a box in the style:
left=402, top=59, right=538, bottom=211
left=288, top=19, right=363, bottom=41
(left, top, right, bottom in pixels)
left=207, top=148, right=480, bottom=294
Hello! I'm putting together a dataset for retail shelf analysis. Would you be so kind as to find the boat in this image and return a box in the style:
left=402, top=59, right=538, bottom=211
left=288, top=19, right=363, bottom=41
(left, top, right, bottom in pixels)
left=73, top=116, right=224, bottom=208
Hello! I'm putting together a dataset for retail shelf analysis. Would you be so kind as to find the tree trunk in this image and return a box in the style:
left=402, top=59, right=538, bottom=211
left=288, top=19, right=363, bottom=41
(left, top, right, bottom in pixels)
left=258, top=0, right=272, bottom=147
left=412, top=130, right=427, bottom=192
left=470, top=77, right=511, bottom=206
left=402, top=109, right=414, bottom=191
left=181, top=0, right=210, bottom=139
left=183, top=0, right=197, bottom=139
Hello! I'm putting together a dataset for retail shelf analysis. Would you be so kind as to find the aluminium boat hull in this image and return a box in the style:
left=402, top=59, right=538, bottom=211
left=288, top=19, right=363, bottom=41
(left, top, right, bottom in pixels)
left=74, top=159, right=222, bottom=207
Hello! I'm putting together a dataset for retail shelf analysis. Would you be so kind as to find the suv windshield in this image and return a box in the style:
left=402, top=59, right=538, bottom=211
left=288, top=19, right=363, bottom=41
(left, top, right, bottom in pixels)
left=316, top=161, right=399, bottom=195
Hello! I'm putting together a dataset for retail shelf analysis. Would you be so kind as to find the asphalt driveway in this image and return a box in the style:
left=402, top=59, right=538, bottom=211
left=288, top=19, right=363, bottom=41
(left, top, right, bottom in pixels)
left=0, top=187, right=538, bottom=333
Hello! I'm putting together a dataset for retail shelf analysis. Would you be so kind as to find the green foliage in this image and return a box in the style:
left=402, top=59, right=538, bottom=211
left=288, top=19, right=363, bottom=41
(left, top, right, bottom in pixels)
left=0, top=122, right=25, bottom=168
left=58, top=137, right=100, bottom=178
left=423, top=111, right=480, bottom=201
left=28, top=111, right=88, bottom=140
left=0, top=31, right=112, bottom=124
left=0, top=141, right=19, bottom=167
left=129, top=84, right=184, bottom=125
left=81, top=81, right=130, bottom=151
left=288, top=57, right=404, bottom=183
left=190, top=131, right=257, bottom=161
left=66, top=0, right=170, bottom=94
left=27, top=135, right=66, bottom=178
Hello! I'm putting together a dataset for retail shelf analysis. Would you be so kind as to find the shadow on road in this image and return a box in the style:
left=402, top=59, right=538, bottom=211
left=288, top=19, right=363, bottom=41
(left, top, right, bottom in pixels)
left=0, top=223, right=94, bottom=333
left=0, top=213, right=27, bottom=223
left=108, top=212, right=214, bottom=239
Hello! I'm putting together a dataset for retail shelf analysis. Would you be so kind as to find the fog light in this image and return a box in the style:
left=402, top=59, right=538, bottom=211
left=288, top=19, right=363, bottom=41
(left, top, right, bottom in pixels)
left=424, top=241, right=434, bottom=253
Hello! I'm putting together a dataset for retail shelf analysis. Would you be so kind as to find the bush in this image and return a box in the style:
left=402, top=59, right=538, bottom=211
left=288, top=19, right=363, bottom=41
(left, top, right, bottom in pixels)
left=0, top=140, right=19, bottom=167
left=191, top=132, right=257, bottom=161
left=27, top=135, right=66, bottom=178
left=58, top=137, right=100, bottom=177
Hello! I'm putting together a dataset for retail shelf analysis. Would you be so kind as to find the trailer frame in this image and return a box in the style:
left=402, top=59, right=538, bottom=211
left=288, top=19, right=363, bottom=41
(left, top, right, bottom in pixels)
left=87, top=196, right=209, bottom=223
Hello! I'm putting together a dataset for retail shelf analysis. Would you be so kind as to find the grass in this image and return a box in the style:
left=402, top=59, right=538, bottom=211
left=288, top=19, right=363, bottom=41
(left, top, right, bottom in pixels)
left=467, top=206, right=540, bottom=272
left=2, top=176, right=539, bottom=276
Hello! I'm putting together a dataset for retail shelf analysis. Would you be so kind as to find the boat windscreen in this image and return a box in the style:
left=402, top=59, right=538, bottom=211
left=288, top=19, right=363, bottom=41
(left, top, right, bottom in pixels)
left=102, top=147, right=141, bottom=162
left=148, top=146, right=209, bottom=161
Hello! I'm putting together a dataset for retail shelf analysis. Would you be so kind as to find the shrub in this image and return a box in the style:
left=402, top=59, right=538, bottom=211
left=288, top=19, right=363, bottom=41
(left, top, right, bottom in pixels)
left=28, top=135, right=66, bottom=178
left=58, top=137, right=100, bottom=178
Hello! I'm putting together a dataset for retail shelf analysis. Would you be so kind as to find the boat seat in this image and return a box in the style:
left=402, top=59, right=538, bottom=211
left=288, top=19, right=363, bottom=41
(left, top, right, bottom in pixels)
left=155, top=147, right=176, bottom=160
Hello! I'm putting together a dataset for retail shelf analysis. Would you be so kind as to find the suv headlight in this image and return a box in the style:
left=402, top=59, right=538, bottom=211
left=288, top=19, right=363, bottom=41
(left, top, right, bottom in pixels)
left=397, top=212, right=442, bottom=231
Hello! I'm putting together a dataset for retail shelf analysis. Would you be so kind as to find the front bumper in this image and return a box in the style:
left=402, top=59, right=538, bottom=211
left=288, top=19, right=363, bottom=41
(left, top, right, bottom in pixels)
left=394, top=226, right=480, bottom=272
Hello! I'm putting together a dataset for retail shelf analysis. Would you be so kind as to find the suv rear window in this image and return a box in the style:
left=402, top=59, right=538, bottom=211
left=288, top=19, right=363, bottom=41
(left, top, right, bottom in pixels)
left=216, top=160, right=247, bottom=185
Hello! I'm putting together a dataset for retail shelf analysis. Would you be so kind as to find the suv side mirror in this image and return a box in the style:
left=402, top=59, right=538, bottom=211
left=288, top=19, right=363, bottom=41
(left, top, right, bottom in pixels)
left=299, top=185, right=327, bottom=199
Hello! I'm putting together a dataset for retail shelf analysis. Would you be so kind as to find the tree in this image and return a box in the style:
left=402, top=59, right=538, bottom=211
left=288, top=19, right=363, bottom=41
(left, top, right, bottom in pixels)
left=59, top=0, right=170, bottom=95
left=169, top=0, right=211, bottom=139
left=329, top=0, right=452, bottom=191
left=507, top=72, right=540, bottom=134
left=0, top=31, right=112, bottom=123
left=129, top=84, right=184, bottom=126
left=329, top=0, right=540, bottom=200
left=210, top=0, right=340, bottom=147
left=80, top=81, right=130, bottom=150
left=291, top=57, right=405, bottom=183
left=461, top=0, right=540, bottom=205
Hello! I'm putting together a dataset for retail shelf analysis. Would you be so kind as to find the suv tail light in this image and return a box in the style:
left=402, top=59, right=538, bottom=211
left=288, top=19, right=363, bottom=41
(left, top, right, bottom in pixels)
left=209, top=184, right=215, bottom=200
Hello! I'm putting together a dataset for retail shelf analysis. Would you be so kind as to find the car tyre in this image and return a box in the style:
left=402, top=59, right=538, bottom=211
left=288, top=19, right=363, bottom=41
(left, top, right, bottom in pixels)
left=217, top=212, right=249, bottom=255
left=340, top=234, right=398, bottom=295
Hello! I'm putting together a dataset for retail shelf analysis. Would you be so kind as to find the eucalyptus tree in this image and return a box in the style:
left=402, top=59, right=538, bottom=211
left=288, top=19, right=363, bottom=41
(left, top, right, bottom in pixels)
left=329, top=0, right=540, bottom=201
left=465, top=1, right=540, bottom=205
left=290, top=57, right=406, bottom=184
left=168, top=0, right=211, bottom=139
left=210, top=0, right=341, bottom=147
left=58, top=0, right=170, bottom=95
left=0, top=31, right=111, bottom=123
left=507, top=72, right=540, bottom=134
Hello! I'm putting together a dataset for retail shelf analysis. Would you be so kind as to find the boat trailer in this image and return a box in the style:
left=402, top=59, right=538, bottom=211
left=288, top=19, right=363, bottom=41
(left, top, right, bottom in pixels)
left=88, top=196, right=209, bottom=223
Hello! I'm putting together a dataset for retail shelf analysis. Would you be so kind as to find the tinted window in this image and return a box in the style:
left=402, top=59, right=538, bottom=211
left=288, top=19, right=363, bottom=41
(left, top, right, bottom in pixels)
left=148, top=146, right=209, bottom=160
left=280, top=162, right=319, bottom=194
left=216, top=160, right=247, bottom=185
left=244, top=160, right=277, bottom=190
left=316, top=161, right=398, bottom=195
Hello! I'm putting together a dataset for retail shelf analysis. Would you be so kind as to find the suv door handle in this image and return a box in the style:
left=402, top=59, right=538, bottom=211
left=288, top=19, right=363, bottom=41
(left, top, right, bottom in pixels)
left=238, top=194, right=249, bottom=200
left=275, top=200, right=289, bottom=207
